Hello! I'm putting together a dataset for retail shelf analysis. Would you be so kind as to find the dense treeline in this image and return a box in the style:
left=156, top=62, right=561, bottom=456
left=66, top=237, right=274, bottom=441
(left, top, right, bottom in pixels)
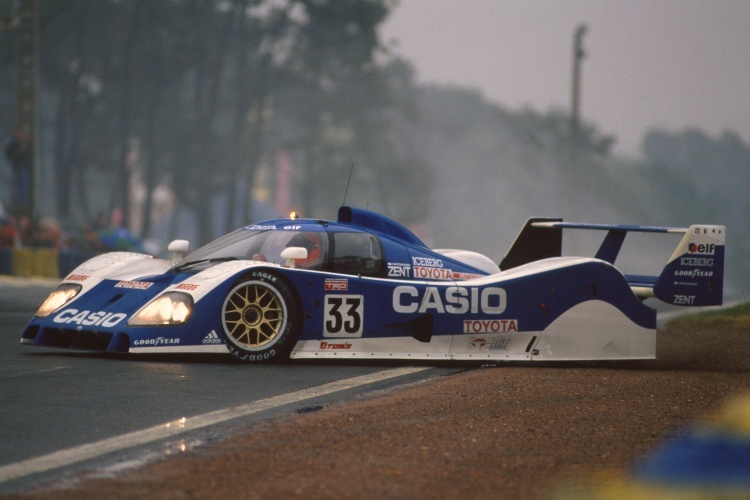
left=2, top=0, right=429, bottom=245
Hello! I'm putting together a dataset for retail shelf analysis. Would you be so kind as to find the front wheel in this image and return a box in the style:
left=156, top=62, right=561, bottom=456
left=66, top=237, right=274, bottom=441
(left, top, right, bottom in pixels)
left=221, top=271, right=300, bottom=363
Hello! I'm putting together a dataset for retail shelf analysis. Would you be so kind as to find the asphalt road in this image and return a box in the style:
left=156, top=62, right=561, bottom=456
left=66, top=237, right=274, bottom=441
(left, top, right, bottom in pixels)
left=0, top=277, right=453, bottom=494
left=3, top=277, right=748, bottom=498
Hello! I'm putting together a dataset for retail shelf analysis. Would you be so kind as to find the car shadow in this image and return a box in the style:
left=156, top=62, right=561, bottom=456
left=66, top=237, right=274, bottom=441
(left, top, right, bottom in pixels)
left=19, top=323, right=747, bottom=372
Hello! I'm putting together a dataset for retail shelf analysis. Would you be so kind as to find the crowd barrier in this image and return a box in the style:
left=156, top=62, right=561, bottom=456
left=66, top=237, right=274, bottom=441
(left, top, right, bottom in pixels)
left=0, top=248, right=98, bottom=279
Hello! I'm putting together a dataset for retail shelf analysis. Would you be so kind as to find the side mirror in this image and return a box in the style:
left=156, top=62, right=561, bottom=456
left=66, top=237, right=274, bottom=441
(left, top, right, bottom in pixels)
left=280, top=246, right=307, bottom=268
left=168, top=239, right=190, bottom=265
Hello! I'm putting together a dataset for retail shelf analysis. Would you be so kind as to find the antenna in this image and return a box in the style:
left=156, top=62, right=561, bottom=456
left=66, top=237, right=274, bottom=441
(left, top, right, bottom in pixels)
left=342, top=163, right=354, bottom=206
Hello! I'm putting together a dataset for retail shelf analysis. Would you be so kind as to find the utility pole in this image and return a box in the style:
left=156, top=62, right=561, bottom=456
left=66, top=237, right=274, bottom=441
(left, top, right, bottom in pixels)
left=569, top=24, right=587, bottom=219
left=2, top=0, right=37, bottom=218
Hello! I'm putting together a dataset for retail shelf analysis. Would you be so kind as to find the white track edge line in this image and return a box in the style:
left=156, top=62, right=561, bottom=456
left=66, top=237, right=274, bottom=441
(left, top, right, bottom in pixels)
left=0, top=366, right=430, bottom=483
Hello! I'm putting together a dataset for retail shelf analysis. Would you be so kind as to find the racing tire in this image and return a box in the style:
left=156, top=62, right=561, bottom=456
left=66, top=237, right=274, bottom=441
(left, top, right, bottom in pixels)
left=221, top=270, right=300, bottom=363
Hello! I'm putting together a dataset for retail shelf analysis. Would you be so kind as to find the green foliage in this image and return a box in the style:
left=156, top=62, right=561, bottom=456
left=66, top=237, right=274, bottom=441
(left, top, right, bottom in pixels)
left=707, top=302, right=750, bottom=317
left=666, top=302, right=750, bottom=327
left=2, top=0, right=423, bottom=245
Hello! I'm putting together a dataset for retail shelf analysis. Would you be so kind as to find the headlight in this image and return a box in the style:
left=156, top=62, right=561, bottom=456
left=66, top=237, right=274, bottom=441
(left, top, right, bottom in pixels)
left=128, top=292, right=193, bottom=326
left=36, top=284, right=82, bottom=318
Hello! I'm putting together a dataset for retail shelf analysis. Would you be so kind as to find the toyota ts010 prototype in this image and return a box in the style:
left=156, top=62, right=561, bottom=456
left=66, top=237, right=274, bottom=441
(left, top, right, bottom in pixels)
left=21, top=206, right=725, bottom=362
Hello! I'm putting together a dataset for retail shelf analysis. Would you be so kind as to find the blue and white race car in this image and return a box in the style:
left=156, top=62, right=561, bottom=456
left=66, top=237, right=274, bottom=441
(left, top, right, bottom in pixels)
left=21, top=206, right=725, bottom=362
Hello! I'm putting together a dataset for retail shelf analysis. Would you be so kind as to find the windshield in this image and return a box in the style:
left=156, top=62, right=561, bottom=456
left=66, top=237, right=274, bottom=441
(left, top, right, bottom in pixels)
left=175, top=229, right=327, bottom=270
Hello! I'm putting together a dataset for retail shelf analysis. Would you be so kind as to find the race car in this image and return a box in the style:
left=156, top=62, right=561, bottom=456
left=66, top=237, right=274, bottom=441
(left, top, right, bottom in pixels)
left=20, top=206, right=725, bottom=362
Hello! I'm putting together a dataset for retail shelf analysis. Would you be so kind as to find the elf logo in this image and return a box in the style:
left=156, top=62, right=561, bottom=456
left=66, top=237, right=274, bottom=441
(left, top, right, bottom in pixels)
left=689, top=243, right=715, bottom=255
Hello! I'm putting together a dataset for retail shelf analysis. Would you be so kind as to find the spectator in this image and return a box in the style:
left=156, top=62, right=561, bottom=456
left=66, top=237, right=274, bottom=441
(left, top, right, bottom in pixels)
left=4, top=129, right=32, bottom=216
left=0, top=217, right=18, bottom=248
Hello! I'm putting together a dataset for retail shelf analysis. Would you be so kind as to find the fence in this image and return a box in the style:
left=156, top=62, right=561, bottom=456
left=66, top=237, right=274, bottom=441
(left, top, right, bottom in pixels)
left=0, top=248, right=98, bottom=279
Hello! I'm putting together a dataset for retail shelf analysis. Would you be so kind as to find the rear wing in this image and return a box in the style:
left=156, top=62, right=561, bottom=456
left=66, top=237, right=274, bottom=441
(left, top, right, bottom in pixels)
left=500, top=219, right=725, bottom=307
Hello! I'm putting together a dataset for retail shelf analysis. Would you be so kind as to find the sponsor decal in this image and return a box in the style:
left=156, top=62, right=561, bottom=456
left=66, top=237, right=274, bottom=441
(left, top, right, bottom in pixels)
left=463, top=319, right=518, bottom=333
left=680, top=256, right=714, bottom=267
left=387, top=263, right=411, bottom=278
left=66, top=274, right=89, bottom=282
left=413, top=266, right=453, bottom=280
left=282, top=225, right=301, bottom=230
left=689, top=243, right=716, bottom=255
left=470, top=337, right=513, bottom=351
left=324, top=279, right=349, bottom=291
left=175, top=283, right=200, bottom=291
left=53, top=309, right=127, bottom=327
left=411, top=256, right=443, bottom=268
left=674, top=295, right=696, bottom=305
left=246, top=224, right=276, bottom=230
left=471, top=338, right=488, bottom=348
left=133, top=337, right=181, bottom=346
left=674, top=269, right=714, bottom=278
left=252, top=271, right=278, bottom=282
left=115, top=280, right=153, bottom=290
left=202, top=330, right=223, bottom=344
left=393, top=286, right=507, bottom=315
left=320, top=341, right=352, bottom=350
left=452, top=272, right=483, bottom=280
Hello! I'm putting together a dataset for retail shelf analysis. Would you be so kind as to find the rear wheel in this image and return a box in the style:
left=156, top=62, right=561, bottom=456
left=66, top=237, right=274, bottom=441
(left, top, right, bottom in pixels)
left=221, top=271, right=299, bottom=362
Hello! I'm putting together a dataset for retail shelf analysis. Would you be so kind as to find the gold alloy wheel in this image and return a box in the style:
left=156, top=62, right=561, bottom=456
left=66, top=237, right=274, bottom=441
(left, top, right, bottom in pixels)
left=223, top=281, right=286, bottom=349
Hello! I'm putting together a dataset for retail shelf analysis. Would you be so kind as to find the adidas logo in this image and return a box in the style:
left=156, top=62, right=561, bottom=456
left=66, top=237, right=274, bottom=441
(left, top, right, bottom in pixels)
left=202, top=330, right=223, bottom=345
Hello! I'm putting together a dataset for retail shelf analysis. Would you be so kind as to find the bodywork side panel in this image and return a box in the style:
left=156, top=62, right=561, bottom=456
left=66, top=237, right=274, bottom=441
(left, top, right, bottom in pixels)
left=290, top=257, right=656, bottom=361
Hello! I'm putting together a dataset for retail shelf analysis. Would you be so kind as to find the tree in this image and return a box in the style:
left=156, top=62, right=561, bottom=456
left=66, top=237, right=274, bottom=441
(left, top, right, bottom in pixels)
left=6, top=0, right=432, bottom=249
left=262, top=0, right=434, bottom=225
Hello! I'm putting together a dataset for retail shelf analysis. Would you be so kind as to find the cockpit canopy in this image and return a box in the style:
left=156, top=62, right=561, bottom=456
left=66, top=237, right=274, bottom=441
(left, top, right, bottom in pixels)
left=175, top=227, right=384, bottom=276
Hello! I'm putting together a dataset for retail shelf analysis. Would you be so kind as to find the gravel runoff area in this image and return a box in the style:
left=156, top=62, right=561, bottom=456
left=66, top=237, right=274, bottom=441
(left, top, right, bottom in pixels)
left=12, top=318, right=750, bottom=499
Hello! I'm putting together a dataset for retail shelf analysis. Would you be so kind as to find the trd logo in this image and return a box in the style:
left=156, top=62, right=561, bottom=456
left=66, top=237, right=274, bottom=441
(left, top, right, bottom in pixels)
left=689, top=243, right=715, bottom=255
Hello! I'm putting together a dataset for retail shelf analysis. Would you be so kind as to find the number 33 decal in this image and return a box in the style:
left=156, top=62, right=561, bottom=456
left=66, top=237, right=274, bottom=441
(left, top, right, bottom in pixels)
left=324, top=295, right=363, bottom=337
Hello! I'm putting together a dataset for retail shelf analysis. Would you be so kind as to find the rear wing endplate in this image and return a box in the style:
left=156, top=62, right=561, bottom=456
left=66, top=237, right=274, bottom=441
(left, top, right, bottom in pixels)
left=500, top=219, right=725, bottom=307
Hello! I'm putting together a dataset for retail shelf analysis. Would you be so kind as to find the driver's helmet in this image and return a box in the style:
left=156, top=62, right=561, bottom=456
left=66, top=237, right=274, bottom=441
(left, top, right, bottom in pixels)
left=286, top=232, right=322, bottom=268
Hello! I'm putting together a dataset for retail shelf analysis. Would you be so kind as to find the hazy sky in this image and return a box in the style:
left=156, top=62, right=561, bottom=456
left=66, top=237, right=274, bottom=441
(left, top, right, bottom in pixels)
left=379, top=0, right=750, bottom=158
